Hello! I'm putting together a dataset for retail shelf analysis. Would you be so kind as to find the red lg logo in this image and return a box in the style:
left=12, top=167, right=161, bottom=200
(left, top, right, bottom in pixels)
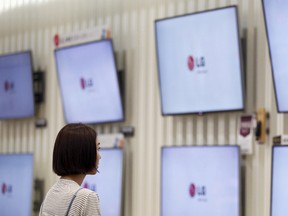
left=82, top=182, right=96, bottom=191
left=83, top=182, right=89, bottom=189
left=187, top=55, right=206, bottom=72
left=1, top=183, right=12, bottom=195
left=189, top=183, right=196, bottom=197
left=2, top=183, right=6, bottom=194
left=4, top=81, right=9, bottom=91
left=187, top=55, right=195, bottom=71
left=80, top=78, right=85, bottom=90
left=189, top=183, right=206, bottom=198
left=4, top=80, right=14, bottom=92
left=80, top=77, right=93, bottom=90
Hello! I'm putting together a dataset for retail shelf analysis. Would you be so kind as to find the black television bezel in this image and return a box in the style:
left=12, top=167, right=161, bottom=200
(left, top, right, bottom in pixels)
left=54, top=39, right=125, bottom=125
left=154, top=5, right=245, bottom=116
left=261, top=0, right=287, bottom=113
left=0, top=50, right=35, bottom=120
left=160, top=145, right=241, bottom=216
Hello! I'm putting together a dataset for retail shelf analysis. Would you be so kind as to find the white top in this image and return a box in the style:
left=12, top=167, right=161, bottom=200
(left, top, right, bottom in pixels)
left=40, top=178, right=101, bottom=216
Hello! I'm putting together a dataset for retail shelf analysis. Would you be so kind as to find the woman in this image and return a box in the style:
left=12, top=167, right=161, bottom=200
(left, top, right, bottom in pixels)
left=40, top=123, right=101, bottom=215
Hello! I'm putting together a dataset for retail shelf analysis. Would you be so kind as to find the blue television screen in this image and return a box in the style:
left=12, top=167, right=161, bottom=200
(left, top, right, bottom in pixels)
left=0, top=154, right=34, bottom=216
left=262, top=0, right=288, bottom=112
left=0, top=51, right=35, bottom=119
left=270, top=145, right=288, bottom=216
left=155, top=6, right=244, bottom=115
left=81, top=148, right=123, bottom=216
left=161, top=145, right=240, bottom=216
left=54, top=39, right=124, bottom=124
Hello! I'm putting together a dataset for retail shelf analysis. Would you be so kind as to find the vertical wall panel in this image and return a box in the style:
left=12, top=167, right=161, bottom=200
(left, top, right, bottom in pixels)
left=185, top=117, right=194, bottom=145
left=187, top=0, right=195, bottom=11
left=146, top=7, right=157, bottom=216
left=14, top=121, right=21, bottom=151
left=139, top=8, right=149, bottom=215
left=155, top=5, right=165, bottom=215
left=120, top=9, right=135, bottom=216
left=8, top=122, right=14, bottom=152
left=174, top=1, right=185, bottom=147
left=228, top=114, right=237, bottom=144
left=208, top=0, right=216, bottom=9
left=207, top=116, right=215, bottom=145
left=163, top=2, right=174, bottom=148
left=206, top=0, right=217, bottom=147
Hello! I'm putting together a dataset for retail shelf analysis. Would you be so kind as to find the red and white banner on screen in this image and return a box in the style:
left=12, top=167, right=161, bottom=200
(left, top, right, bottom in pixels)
left=54, top=26, right=111, bottom=48
left=98, top=133, right=125, bottom=149
left=237, top=114, right=256, bottom=155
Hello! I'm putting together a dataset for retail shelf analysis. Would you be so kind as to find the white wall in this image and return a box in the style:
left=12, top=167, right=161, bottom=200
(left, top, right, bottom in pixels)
left=0, top=0, right=283, bottom=216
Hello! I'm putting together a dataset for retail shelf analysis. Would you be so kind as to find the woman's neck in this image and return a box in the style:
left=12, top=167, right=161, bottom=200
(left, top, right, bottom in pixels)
left=61, top=174, right=86, bottom=186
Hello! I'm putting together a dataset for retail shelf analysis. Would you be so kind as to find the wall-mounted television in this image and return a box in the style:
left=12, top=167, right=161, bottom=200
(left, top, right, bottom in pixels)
left=54, top=39, right=124, bottom=124
left=0, top=154, right=34, bottom=216
left=161, top=145, right=241, bottom=216
left=0, top=51, right=35, bottom=119
left=262, top=0, right=288, bottom=112
left=155, top=6, right=245, bottom=115
left=270, top=145, right=288, bottom=216
left=81, top=148, right=123, bottom=216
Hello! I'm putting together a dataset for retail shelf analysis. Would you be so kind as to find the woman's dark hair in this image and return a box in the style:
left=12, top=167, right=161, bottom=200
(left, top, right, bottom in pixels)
left=53, top=123, right=97, bottom=176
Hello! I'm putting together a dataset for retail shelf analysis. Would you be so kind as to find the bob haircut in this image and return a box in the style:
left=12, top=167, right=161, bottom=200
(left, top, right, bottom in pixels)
left=53, top=123, right=97, bottom=176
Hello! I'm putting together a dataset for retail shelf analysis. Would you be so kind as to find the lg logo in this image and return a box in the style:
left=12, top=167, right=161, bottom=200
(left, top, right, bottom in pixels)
left=187, top=55, right=206, bottom=71
left=189, top=183, right=196, bottom=197
left=4, top=80, right=14, bottom=92
left=83, top=182, right=96, bottom=192
left=187, top=56, right=195, bottom=71
left=80, top=77, right=94, bottom=90
left=1, top=183, right=12, bottom=195
left=189, top=183, right=206, bottom=198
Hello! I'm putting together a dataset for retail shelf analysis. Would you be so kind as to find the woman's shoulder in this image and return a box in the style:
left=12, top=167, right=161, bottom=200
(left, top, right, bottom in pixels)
left=76, top=188, right=101, bottom=214
left=78, top=188, right=100, bottom=201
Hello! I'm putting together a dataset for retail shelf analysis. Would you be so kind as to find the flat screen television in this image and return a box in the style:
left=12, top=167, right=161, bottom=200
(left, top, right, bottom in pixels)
left=54, top=39, right=124, bottom=124
left=161, top=145, right=241, bottom=216
left=262, top=0, right=288, bottom=112
left=155, top=6, right=244, bottom=115
left=0, top=154, right=34, bottom=216
left=0, top=51, right=35, bottom=119
left=270, top=145, right=288, bottom=216
left=81, top=148, right=123, bottom=216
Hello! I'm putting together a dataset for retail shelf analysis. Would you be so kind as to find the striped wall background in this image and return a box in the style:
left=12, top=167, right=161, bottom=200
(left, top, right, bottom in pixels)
left=0, top=0, right=285, bottom=215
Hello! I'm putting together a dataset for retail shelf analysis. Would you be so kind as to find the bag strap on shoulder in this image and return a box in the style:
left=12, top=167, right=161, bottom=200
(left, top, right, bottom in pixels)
left=65, top=187, right=83, bottom=216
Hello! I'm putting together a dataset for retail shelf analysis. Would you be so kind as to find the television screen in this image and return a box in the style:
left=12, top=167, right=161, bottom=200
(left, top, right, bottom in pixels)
left=81, top=148, right=123, bottom=216
left=0, top=51, right=35, bottom=119
left=54, top=39, right=124, bottom=124
left=0, top=154, right=34, bottom=216
left=161, top=145, right=240, bottom=216
left=155, top=6, right=244, bottom=115
left=270, top=145, right=288, bottom=216
left=262, top=0, right=288, bottom=112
